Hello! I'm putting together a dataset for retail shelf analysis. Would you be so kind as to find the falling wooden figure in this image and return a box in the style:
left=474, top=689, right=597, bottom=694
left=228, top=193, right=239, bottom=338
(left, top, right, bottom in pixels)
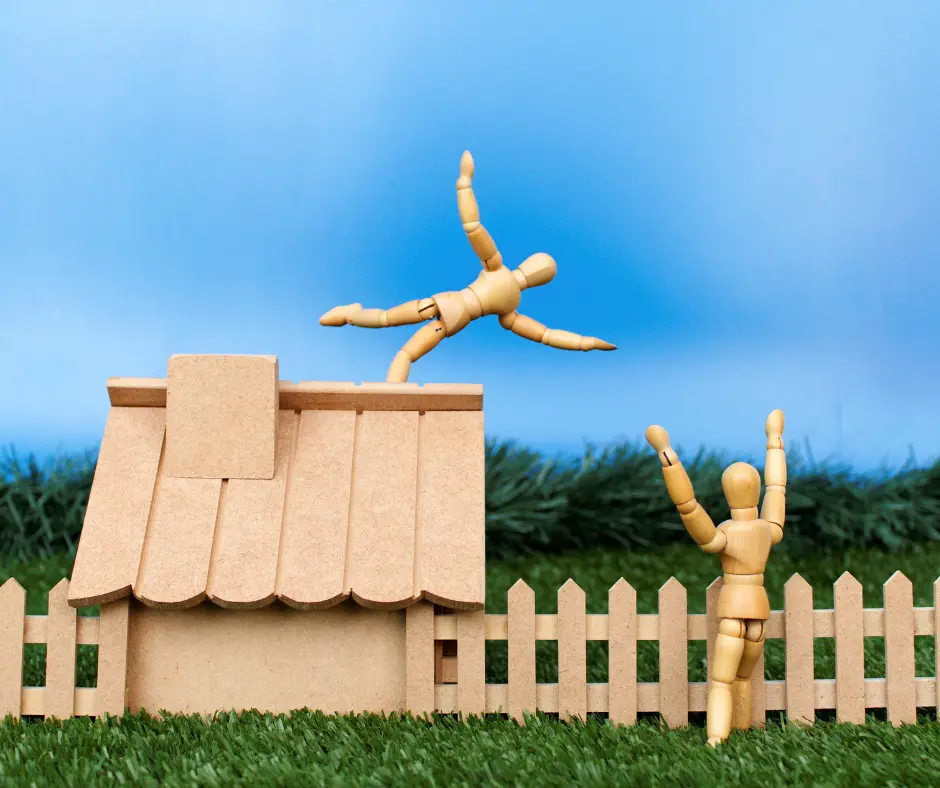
left=319, top=151, right=617, bottom=382
left=645, top=410, right=786, bottom=746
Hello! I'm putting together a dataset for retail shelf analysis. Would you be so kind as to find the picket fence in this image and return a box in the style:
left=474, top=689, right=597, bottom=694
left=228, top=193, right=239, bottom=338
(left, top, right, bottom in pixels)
left=1, top=572, right=936, bottom=725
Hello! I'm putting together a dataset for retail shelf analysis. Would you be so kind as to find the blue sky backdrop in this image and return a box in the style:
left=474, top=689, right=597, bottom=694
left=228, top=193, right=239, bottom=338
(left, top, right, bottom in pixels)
left=2, top=2, right=939, bottom=472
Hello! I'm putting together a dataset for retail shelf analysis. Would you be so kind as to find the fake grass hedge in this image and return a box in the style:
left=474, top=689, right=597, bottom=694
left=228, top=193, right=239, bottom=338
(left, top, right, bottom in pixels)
left=3, top=439, right=940, bottom=563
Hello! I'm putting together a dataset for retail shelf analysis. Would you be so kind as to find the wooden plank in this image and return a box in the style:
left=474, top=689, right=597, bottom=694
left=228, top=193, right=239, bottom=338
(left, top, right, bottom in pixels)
left=659, top=578, right=688, bottom=728
left=347, top=411, right=419, bottom=608
left=884, top=572, right=916, bottom=725
left=750, top=630, right=766, bottom=729
left=68, top=407, right=165, bottom=607
left=405, top=602, right=435, bottom=716
left=784, top=573, right=814, bottom=725
left=133, top=476, right=221, bottom=607
left=507, top=580, right=536, bottom=723
left=608, top=579, right=637, bottom=725
left=165, top=354, right=279, bottom=480
left=417, top=412, right=485, bottom=610
left=281, top=382, right=483, bottom=412
left=107, top=377, right=167, bottom=407
left=834, top=572, right=865, bottom=723
left=96, top=598, right=130, bottom=717
left=705, top=577, right=721, bottom=696
left=0, top=579, right=25, bottom=719
left=107, top=379, right=485, bottom=412
left=206, top=411, right=296, bottom=608
left=457, top=611, right=486, bottom=718
left=46, top=579, right=76, bottom=720
left=558, top=580, right=587, bottom=722
left=276, top=410, right=355, bottom=608
left=935, top=579, right=940, bottom=715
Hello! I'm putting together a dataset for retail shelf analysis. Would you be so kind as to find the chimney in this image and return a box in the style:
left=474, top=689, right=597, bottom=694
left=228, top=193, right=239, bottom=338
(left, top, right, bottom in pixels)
left=165, top=354, right=279, bottom=479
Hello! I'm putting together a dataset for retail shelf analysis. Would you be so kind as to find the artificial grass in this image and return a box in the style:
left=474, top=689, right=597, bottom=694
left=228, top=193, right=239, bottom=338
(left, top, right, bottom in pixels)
left=3, top=711, right=940, bottom=787
left=4, top=439, right=940, bottom=564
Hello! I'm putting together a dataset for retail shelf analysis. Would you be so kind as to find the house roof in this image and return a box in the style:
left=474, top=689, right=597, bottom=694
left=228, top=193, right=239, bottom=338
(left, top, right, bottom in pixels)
left=68, top=377, right=486, bottom=612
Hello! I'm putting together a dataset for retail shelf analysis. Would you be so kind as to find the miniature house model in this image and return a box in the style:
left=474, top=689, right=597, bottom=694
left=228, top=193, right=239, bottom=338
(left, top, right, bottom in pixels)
left=68, top=354, right=485, bottom=716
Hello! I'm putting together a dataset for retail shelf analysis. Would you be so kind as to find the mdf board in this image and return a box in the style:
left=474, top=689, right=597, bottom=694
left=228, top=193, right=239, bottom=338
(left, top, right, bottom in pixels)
left=126, top=601, right=407, bottom=715
left=165, top=354, right=278, bottom=480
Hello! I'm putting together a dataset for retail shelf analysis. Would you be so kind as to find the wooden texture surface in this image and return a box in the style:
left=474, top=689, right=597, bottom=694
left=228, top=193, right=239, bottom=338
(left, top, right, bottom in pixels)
left=884, top=572, right=916, bottom=725
left=276, top=410, right=355, bottom=608
left=834, top=572, right=865, bottom=723
left=0, top=580, right=25, bottom=719
left=784, top=574, right=814, bottom=724
left=165, top=354, right=278, bottom=480
left=457, top=611, right=486, bottom=717
left=207, top=412, right=295, bottom=608
left=134, top=476, right=221, bottom=607
left=68, top=407, right=165, bottom=607
left=608, top=579, right=637, bottom=725
left=405, top=603, right=435, bottom=716
left=347, top=411, right=419, bottom=608
left=558, top=580, right=587, bottom=722
left=96, top=598, right=130, bottom=717
left=507, top=580, right=536, bottom=723
left=659, top=578, right=688, bottom=727
left=46, top=580, right=76, bottom=720
left=417, top=411, right=485, bottom=609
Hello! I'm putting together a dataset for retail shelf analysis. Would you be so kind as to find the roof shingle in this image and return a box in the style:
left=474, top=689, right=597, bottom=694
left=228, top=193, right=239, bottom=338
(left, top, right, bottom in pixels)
left=69, top=377, right=485, bottom=611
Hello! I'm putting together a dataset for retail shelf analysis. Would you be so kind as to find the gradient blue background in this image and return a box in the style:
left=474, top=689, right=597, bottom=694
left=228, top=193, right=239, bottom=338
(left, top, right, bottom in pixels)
left=2, top=2, right=939, bottom=471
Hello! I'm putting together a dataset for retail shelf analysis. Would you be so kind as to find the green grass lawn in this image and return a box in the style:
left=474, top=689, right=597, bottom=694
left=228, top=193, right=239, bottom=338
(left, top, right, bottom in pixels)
left=2, top=544, right=940, bottom=786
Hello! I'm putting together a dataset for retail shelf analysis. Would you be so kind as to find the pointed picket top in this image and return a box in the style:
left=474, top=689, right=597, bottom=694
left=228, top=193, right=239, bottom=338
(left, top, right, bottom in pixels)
left=609, top=577, right=635, bottom=596
left=508, top=578, right=534, bottom=602
left=48, top=577, right=71, bottom=603
left=659, top=576, right=686, bottom=594
left=834, top=571, right=862, bottom=592
left=785, top=573, right=812, bottom=593
left=884, top=571, right=913, bottom=596
left=706, top=576, right=722, bottom=593
left=510, top=578, right=532, bottom=591
left=559, top=578, right=585, bottom=603
left=0, top=577, right=25, bottom=599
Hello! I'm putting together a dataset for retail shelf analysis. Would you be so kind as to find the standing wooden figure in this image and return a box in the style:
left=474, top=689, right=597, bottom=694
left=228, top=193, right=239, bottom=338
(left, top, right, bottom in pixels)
left=319, top=151, right=616, bottom=382
left=645, top=410, right=786, bottom=746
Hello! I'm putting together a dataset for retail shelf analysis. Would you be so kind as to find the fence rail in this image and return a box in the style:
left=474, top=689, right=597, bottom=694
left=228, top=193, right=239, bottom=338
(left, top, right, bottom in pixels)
left=1, top=572, right=934, bottom=726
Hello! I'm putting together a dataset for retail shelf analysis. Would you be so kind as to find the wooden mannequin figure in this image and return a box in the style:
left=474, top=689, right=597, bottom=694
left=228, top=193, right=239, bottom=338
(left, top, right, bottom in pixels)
left=645, top=410, right=786, bottom=747
left=319, top=151, right=616, bottom=382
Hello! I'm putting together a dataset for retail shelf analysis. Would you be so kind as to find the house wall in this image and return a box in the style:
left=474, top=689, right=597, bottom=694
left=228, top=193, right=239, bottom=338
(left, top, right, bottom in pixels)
left=125, top=599, right=408, bottom=715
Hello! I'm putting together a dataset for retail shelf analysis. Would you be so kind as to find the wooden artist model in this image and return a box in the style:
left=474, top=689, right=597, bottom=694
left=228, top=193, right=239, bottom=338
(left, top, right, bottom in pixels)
left=645, top=410, right=786, bottom=746
left=319, top=151, right=617, bottom=382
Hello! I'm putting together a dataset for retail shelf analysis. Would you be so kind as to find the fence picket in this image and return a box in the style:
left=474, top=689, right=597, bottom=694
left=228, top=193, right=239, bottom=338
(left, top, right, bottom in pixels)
left=457, top=610, right=485, bottom=718
left=705, top=577, right=721, bottom=696
left=508, top=580, right=536, bottom=723
left=834, top=572, right=865, bottom=724
left=659, top=577, right=688, bottom=727
left=608, top=579, right=636, bottom=725
left=0, top=579, right=26, bottom=719
left=558, top=579, right=586, bottom=721
left=884, top=572, right=915, bottom=725
left=405, top=602, right=435, bottom=717
left=97, top=597, right=130, bottom=718
left=750, top=632, right=766, bottom=729
left=784, top=574, right=814, bottom=725
left=45, top=579, right=77, bottom=720
left=935, top=579, right=940, bottom=716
